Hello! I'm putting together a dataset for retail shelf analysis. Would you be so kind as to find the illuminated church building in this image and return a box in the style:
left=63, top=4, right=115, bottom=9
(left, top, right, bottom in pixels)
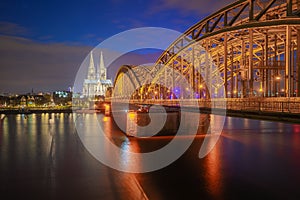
left=83, top=51, right=112, bottom=97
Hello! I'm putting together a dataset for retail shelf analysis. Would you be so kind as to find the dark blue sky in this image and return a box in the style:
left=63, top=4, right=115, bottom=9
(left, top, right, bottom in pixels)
left=0, top=0, right=233, bottom=93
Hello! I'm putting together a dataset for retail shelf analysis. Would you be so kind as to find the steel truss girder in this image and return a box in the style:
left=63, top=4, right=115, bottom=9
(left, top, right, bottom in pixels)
left=157, top=0, right=300, bottom=66
left=113, top=0, right=300, bottom=99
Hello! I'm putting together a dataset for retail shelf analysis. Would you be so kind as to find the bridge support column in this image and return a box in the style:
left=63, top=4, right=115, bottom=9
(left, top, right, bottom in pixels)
left=235, top=69, right=238, bottom=98
left=285, top=25, right=292, bottom=97
left=241, top=39, right=246, bottom=98
left=198, top=55, right=202, bottom=99
left=181, top=55, right=184, bottom=99
left=274, top=34, right=278, bottom=97
left=164, top=64, right=167, bottom=99
left=248, top=29, right=254, bottom=97
left=205, top=43, right=211, bottom=98
left=192, top=46, right=195, bottom=99
left=265, top=32, right=269, bottom=97
left=172, top=61, right=175, bottom=99
left=291, top=43, right=295, bottom=97
left=231, top=46, right=234, bottom=98
left=224, top=33, right=228, bottom=98
left=297, top=28, right=300, bottom=97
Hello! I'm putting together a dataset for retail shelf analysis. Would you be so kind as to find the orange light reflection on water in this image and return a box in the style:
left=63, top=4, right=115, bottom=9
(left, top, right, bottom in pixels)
left=203, top=138, right=223, bottom=198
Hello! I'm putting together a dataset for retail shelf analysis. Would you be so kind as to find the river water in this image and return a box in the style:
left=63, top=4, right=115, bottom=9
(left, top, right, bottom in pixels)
left=0, top=112, right=300, bottom=199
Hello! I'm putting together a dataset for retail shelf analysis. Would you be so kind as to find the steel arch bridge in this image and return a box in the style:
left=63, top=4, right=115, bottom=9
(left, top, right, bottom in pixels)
left=112, top=0, right=300, bottom=103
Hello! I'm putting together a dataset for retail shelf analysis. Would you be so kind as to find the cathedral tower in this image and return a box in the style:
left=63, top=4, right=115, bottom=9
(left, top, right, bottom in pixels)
left=83, top=51, right=112, bottom=98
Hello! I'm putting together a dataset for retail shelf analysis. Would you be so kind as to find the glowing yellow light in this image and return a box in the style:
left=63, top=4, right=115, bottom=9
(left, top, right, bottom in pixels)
left=199, top=84, right=203, bottom=89
left=154, top=91, right=158, bottom=95
left=103, top=116, right=108, bottom=122
left=275, top=76, right=281, bottom=80
left=128, top=112, right=136, bottom=120
left=259, top=88, right=263, bottom=92
left=233, top=90, right=237, bottom=94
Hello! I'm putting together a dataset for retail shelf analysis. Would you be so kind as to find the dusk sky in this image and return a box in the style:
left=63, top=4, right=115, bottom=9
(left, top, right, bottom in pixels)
left=0, top=0, right=233, bottom=94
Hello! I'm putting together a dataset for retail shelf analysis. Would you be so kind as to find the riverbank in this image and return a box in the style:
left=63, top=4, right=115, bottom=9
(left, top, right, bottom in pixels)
left=0, top=108, right=73, bottom=114
left=1, top=106, right=300, bottom=124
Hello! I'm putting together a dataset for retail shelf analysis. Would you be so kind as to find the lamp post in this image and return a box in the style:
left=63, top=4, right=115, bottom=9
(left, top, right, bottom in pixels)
left=259, top=88, right=263, bottom=97
left=275, top=75, right=281, bottom=97
left=154, top=91, right=158, bottom=100
left=233, top=90, right=237, bottom=98
left=199, top=84, right=203, bottom=99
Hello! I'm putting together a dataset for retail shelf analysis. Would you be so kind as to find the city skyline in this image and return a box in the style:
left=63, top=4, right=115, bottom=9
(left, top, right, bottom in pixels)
left=1, top=1, right=300, bottom=199
left=0, top=0, right=233, bottom=93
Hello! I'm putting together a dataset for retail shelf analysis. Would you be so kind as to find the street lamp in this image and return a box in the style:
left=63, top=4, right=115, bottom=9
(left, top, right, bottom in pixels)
left=233, top=90, right=237, bottom=98
left=154, top=91, right=158, bottom=99
left=275, top=75, right=281, bottom=97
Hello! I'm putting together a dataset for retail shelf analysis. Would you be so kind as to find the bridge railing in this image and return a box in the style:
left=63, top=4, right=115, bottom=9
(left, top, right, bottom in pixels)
left=114, top=97, right=300, bottom=114
left=212, top=98, right=300, bottom=113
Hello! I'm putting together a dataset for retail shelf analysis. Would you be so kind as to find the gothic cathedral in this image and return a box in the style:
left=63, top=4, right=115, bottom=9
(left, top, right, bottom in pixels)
left=83, top=51, right=112, bottom=98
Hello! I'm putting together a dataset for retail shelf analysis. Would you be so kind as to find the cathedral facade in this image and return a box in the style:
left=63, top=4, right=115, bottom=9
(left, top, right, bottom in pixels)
left=82, top=51, right=112, bottom=98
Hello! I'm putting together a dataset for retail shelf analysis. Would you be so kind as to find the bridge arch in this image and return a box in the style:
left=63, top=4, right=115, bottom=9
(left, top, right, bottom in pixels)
left=155, top=0, right=300, bottom=98
left=113, top=0, right=300, bottom=100
left=113, top=64, right=165, bottom=99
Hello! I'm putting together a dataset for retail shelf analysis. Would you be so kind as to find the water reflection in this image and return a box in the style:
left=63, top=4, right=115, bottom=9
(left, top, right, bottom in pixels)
left=204, top=138, right=223, bottom=198
left=113, top=110, right=211, bottom=137
left=2, top=113, right=300, bottom=198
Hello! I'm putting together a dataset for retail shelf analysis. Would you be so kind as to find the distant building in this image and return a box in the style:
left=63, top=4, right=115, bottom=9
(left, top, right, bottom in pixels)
left=4, top=93, right=51, bottom=107
left=82, top=51, right=112, bottom=98
left=0, top=95, right=9, bottom=107
left=53, top=91, right=72, bottom=105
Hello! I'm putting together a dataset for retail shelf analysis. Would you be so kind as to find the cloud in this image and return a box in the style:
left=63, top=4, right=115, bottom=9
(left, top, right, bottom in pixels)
left=112, top=18, right=146, bottom=30
left=0, top=35, right=92, bottom=93
left=0, top=35, right=160, bottom=94
left=37, top=35, right=54, bottom=41
left=0, top=21, right=29, bottom=36
left=148, top=0, right=234, bottom=16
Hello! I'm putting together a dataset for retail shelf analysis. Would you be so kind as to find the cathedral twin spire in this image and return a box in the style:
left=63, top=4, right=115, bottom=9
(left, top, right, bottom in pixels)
left=83, top=51, right=111, bottom=97
left=87, top=51, right=106, bottom=81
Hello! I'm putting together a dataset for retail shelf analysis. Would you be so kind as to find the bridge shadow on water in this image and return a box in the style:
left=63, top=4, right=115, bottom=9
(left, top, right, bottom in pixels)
left=111, top=110, right=210, bottom=136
